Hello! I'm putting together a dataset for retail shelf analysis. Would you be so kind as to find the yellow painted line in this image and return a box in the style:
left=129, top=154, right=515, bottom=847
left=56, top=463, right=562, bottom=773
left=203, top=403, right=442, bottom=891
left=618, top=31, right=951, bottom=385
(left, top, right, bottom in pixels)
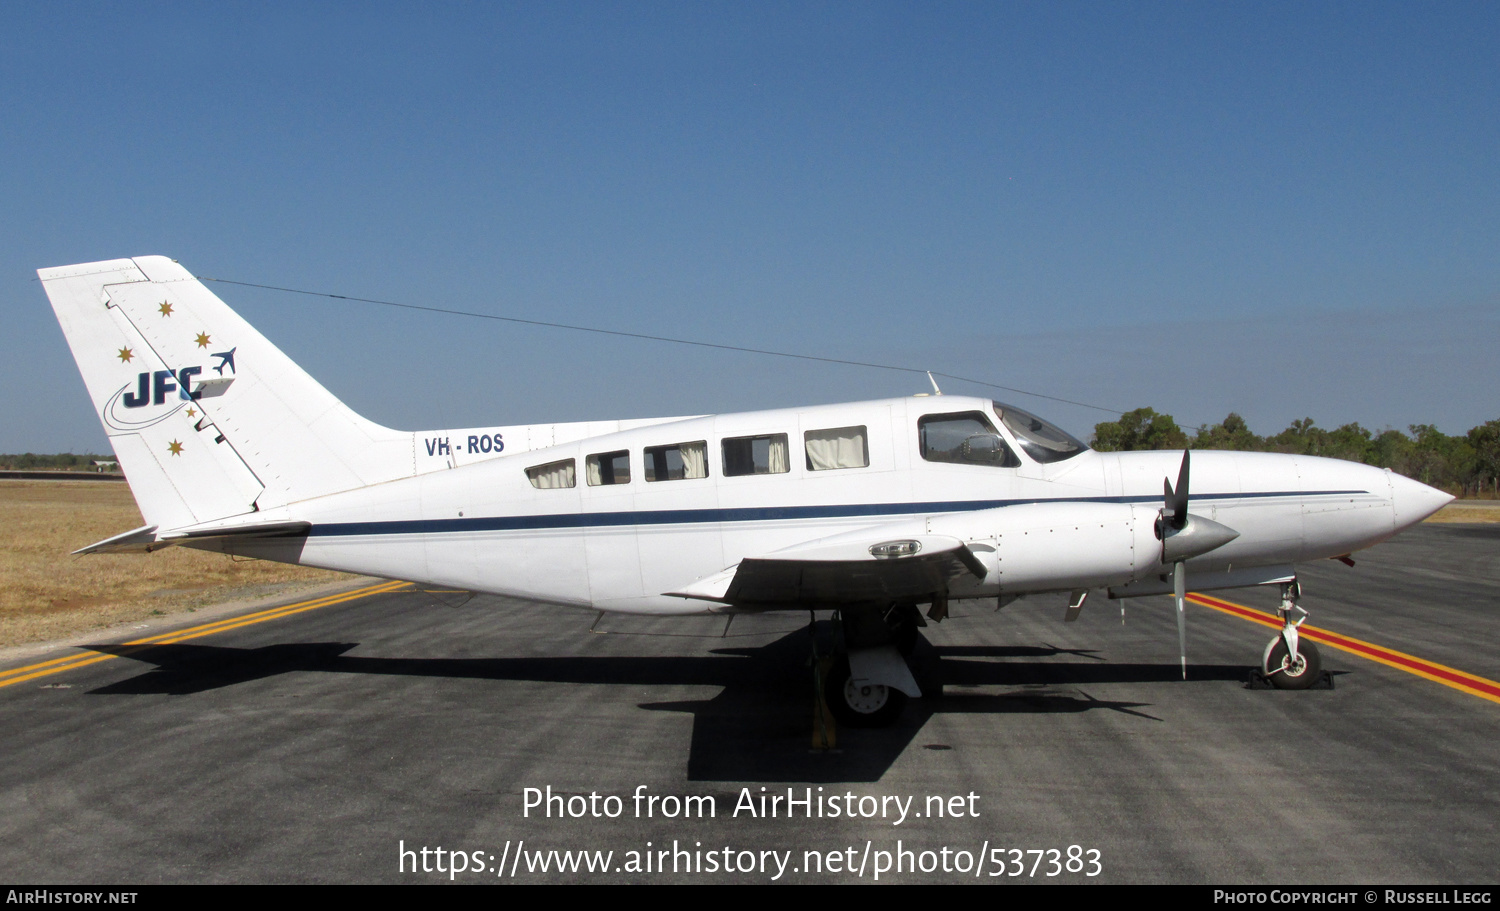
left=1187, top=592, right=1500, bottom=706
left=0, top=580, right=411, bottom=689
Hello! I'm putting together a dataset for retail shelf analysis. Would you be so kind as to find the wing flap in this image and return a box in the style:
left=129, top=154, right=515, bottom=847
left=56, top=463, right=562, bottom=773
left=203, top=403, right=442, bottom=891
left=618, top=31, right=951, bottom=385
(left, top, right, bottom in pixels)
left=667, top=533, right=986, bottom=606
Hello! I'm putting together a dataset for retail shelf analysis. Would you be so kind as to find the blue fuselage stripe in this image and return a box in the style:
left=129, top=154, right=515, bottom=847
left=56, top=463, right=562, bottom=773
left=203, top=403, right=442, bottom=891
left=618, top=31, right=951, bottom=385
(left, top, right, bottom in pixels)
left=304, top=490, right=1370, bottom=538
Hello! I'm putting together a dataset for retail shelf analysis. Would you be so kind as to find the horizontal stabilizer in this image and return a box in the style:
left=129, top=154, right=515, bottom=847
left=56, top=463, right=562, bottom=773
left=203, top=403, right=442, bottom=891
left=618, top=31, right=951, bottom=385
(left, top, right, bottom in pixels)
left=75, top=519, right=311, bottom=555
left=160, top=520, right=311, bottom=542
left=73, top=525, right=161, bottom=554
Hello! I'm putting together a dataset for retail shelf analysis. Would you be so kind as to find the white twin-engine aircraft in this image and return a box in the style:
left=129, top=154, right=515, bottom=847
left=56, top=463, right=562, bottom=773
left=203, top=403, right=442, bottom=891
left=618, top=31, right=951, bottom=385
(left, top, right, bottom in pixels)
left=41, top=257, right=1453, bottom=727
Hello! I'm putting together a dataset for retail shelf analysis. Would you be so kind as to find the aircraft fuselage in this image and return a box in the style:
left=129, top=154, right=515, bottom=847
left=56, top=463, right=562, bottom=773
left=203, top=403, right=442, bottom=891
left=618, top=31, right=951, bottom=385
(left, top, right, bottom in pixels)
left=217, top=394, right=1445, bottom=615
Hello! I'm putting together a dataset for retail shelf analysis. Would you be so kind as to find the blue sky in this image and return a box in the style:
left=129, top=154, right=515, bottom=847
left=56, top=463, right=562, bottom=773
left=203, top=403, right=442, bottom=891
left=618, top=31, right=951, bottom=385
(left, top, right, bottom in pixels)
left=3, top=2, right=1496, bottom=453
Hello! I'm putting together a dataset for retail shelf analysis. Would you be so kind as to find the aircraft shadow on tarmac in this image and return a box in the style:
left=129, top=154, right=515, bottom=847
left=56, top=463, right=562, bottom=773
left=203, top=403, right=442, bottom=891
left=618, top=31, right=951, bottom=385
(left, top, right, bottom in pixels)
left=82, top=627, right=1259, bottom=783
left=1425, top=523, right=1500, bottom=541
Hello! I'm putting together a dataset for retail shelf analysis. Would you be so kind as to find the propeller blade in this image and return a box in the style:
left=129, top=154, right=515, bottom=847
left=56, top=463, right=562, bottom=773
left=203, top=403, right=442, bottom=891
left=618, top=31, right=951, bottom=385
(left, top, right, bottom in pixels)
left=1164, top=451, right=1195, bottom=681
left=1174, top=560, right=1187, bottom=681
left=1164, top=450, right=1191, bottom=530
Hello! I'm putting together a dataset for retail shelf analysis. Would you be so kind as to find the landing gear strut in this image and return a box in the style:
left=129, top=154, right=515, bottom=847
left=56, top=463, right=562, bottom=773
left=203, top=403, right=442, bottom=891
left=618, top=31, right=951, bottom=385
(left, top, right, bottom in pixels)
left=883, top=602, right=924, bottom=656
left=1261, top=580, right=1323, bottom=689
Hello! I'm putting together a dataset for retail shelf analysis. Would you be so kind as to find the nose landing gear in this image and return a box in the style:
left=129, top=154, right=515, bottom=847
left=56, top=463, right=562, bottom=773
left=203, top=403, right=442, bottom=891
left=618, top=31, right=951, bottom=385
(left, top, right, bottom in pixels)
left=1258, top=580, right=1328, bottom=690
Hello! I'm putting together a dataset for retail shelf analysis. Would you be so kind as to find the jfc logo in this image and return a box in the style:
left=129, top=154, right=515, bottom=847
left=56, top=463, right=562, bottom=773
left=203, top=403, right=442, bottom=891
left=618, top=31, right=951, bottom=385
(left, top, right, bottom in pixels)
left=104, top=348, right=237, bottom=432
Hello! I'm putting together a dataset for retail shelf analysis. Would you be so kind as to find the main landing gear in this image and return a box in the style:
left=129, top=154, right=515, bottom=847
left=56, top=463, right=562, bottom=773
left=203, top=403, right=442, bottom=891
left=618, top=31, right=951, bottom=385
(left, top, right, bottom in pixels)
left=1259, top=580, right=1324, bottom=690
left=816, top=602, right=931, bottom=729
left=823, top=656, right=907, bottom=728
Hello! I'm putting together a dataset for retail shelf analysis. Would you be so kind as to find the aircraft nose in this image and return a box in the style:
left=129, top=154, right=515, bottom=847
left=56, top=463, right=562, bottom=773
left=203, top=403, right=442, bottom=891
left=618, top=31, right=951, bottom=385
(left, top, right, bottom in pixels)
left=1389, top=471, right=1454, bottom=530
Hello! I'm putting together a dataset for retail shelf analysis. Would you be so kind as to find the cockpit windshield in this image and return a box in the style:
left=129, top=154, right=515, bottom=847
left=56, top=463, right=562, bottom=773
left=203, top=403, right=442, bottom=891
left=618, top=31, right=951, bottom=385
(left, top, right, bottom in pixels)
left=992, top=403, right=1088, bottom=463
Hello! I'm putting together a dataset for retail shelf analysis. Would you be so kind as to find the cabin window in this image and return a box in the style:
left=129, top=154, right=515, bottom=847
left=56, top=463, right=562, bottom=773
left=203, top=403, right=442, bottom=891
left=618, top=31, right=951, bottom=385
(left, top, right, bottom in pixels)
left=644, top=441, right=709, bottom=482
left=919, top=412, right=1020, bottom=467
left=805, top=426, right=869, bottom=471
left=526, top=458, right=576, bottom=489
left=585, top=450, right=631, bottom=486
left=722, top=433, right=790, bottom=477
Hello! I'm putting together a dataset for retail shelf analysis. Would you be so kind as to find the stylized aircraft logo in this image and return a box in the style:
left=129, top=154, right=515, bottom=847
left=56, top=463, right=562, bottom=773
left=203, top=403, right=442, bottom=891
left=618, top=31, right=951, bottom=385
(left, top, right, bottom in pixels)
left=211, top=348, right=236, bottom=375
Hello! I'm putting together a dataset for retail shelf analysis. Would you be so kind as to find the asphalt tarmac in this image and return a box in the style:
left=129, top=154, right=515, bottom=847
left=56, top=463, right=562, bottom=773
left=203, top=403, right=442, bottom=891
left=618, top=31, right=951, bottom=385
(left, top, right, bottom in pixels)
left=0, top=523, right=1495, bottom=884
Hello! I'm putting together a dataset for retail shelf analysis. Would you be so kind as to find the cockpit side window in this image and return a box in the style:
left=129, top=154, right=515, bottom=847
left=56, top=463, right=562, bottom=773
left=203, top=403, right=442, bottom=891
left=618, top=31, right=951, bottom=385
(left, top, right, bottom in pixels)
left=918, top=412, right=1020, bottom=467
left=993, top=403, right=1087, bottom=463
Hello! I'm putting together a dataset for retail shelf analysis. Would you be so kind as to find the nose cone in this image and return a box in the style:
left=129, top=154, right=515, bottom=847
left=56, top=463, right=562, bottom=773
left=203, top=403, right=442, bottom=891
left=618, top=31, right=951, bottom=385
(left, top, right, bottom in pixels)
left=1389, top=471, right=1455, bottom=530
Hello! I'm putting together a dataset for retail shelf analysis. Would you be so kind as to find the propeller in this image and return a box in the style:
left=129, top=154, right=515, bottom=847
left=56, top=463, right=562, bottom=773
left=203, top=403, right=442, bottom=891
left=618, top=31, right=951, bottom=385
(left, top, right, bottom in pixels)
left=1164, top=452, right=1191, bottom=680
left=1157, top=451, right=1240, bottom=681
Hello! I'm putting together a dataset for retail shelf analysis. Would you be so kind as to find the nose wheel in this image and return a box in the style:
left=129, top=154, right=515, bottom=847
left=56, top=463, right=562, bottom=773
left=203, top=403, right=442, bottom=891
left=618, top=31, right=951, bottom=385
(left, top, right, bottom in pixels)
left=1263, top=637, right=1323, bottom=689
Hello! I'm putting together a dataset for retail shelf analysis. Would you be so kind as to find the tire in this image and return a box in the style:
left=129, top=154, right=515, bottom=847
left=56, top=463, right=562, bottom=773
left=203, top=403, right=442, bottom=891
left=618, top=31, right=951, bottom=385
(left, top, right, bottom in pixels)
left=823, top=657, right=908, bottom=728
left=1263, top=638, right=1322, bottom=690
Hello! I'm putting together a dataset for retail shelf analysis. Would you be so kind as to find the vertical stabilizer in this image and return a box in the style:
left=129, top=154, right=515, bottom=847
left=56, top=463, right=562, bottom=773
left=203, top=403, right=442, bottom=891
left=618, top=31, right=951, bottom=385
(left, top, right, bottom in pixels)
left=40, top=256, right=415, bottom=530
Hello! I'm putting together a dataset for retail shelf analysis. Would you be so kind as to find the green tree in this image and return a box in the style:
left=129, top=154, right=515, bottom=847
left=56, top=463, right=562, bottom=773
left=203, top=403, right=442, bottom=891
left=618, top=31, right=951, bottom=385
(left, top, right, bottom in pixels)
left=1093, top=407, right=1189, bottom=451
left=1269, top=417, right=1325, bottom=455
left=1404, top=424, right=1474, bottom=490
left=1468, top=420, right=1500, bottom=496
left=1370, top=429, right=1413, bottom=474
left=1192, top=413, right=1262, bottom=450
left=1322, top=423, right=1375, bottom=464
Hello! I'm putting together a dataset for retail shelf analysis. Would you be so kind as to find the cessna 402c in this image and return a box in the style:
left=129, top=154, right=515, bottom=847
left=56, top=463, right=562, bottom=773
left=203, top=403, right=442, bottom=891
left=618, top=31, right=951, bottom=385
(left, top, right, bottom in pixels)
left=41, top=256, right=1453, bottom=727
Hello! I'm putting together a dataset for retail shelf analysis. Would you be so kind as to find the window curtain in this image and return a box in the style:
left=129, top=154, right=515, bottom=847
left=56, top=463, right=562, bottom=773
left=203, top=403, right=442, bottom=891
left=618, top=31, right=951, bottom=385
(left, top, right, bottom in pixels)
left=680, top=442, right=707, bottom=479
left=805, top=427, right=868, bottom=470
left=767, top=436, right=788, bottom=473
left=528, top=460, right=575, bottom=489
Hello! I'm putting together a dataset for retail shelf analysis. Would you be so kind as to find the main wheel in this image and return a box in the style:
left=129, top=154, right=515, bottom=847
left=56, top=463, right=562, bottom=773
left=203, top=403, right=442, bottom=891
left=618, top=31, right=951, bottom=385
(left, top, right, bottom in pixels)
left=1263, top=638, right=1322, bottom=690
left=823, top=658, right=908, bottom=728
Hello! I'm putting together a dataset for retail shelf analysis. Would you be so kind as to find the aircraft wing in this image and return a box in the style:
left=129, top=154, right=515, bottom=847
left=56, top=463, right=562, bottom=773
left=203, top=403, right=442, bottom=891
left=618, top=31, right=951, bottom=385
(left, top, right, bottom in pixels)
left=667, top=533, right=987, bottom=606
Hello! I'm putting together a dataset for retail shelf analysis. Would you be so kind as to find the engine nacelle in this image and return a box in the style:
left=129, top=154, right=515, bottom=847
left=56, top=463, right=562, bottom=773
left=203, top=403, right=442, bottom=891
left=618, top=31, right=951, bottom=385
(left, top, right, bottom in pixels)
left=928, top=501, right=1161, bottom=595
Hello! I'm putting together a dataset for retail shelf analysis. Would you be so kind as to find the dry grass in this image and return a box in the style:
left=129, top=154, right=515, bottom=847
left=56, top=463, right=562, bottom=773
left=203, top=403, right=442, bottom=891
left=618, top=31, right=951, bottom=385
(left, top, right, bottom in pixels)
left=1427, top=503, right=1500, bottom=524
left=0, top=480, right=352, bottom=647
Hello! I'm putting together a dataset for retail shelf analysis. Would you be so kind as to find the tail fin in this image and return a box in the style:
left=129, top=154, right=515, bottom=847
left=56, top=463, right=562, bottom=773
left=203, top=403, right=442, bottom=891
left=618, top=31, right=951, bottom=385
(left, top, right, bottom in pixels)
left=40, top=256, right=414, bottom=530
